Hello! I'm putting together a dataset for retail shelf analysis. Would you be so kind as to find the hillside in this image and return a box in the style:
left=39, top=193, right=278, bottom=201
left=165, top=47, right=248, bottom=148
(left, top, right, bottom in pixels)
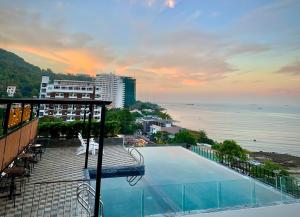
left=0, top=48, right=93, bottom=98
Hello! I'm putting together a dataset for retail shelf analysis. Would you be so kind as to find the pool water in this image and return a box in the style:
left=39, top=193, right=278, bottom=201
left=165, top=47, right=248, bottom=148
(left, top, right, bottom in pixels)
left=92, top=146, right=292, bottom=217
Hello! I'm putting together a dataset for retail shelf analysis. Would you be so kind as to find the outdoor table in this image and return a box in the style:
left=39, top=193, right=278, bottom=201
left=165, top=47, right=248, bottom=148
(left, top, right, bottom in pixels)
left=3, top=166, right=26, bottom=201
left=18, top=153, right=34, bottom=171
left=29, top=144, right=44, bottom=161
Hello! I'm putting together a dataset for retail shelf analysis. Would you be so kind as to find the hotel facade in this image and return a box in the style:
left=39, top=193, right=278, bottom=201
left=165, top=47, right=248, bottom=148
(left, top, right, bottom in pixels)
left=39, top=73, right=136, bottom=121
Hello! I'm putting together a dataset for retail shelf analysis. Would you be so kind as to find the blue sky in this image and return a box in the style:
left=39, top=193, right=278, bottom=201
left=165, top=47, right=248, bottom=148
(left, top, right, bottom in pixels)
left=0, top=0, right=299, bottom=104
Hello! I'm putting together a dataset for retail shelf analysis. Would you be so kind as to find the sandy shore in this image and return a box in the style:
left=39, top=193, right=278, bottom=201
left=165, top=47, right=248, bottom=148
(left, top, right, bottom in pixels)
left=250, top=151, right=300, bottom=180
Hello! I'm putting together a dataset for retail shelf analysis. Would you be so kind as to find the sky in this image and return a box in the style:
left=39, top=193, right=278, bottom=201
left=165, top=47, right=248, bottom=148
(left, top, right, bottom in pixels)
left=0, top=0, right=300, bottom=104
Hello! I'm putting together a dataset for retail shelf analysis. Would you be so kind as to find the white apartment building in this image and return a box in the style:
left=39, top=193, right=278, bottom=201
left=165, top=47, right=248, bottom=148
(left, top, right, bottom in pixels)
left=95, top=73, right=125, bottom=108
left=39, top=72, right=135, bottom=121
left=39, top=76, right=100, bottom=121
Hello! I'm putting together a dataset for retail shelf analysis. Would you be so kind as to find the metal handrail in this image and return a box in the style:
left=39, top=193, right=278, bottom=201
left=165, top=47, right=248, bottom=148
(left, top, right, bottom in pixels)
left=126, top=175, right=143, bottom=186
left=77, top=183, right=104, bottom=217
left=128, top=146, right=144, bottom=165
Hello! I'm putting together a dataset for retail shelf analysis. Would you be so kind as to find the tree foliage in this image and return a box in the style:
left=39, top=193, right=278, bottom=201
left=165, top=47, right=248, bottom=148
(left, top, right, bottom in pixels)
left=154, top=131, right=171, bottom=144
left=173, top=130, right=196, bottom=146
left=197, top=130, right=215, bottom=145
left=212, top=140, right=247, bottom=161
left=262, top=160, right=289, bottom=176
left=0, top=48, right=92, bottom=98
left=130, top=100, right=162, bottom=111
left=106, top=108, right=141, bottom=135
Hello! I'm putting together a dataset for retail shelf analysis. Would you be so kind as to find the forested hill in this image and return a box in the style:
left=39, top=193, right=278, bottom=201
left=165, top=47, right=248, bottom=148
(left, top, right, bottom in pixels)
left=0, top=48, right=93, bottom=98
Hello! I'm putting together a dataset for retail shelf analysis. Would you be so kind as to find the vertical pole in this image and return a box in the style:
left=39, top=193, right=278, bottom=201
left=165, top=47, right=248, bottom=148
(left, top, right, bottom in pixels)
left=217, top=182, right=221, bottom=209
left=3, top=103, right=11, bottom=135
left=94, top=105, right=106, bottom=217
left=19, top=103, right=25, bottom=126
left=37, top=104, right=40, bottom=118
left=181, top=184, right=185, bottom=212
left=29, top=103, right=34, bottom=121
left=280, top=176, right=283, bottom=201
left=83, top=105, right=87, bottom=123
left=141, top=188, right=144, bottom=217
left=84, top=104, right=92, bottom=169
left=251, top=180, right=256, bottom=205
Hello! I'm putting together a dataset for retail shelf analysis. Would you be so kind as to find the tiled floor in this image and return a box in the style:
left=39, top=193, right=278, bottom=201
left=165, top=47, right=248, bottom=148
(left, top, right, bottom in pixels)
left=0, top=145, right=140, bottom=217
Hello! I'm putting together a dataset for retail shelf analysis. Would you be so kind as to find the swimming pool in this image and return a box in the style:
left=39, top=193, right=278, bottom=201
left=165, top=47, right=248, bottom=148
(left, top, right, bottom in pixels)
left=89, top=146, right=293, bottom=217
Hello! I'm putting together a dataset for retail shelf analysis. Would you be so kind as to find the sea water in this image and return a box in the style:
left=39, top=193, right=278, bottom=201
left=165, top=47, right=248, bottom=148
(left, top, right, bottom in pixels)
left=162, top=103, right=300, bottom=157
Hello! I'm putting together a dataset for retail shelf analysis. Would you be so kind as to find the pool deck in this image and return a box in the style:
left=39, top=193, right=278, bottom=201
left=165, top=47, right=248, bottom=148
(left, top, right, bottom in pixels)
left=0, top=145, right=143, bottom=217
left=1, top=145, right=299, bottom=217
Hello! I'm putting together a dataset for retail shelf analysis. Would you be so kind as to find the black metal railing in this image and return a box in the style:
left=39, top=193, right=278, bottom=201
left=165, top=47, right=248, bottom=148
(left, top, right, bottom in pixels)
left=190, top=145, right=300, bottom=198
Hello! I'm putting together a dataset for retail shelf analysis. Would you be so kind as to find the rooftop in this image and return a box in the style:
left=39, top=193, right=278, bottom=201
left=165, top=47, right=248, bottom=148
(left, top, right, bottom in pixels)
left=0, top=144, right=143, bottom=217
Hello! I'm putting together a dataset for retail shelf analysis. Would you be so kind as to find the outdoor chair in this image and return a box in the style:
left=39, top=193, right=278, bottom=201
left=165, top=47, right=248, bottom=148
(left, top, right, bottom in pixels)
left=0, top=175, right=11, bottom=196
left=76, top=133, right=99, bottom=155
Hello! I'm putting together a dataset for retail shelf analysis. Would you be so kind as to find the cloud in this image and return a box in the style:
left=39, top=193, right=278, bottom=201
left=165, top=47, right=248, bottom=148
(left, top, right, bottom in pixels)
left=113, top=30, right=271, bottom=91
left=0, top=2, right=114, bottom=75
left=276, top=61, right=300, bottom=76
left=165, top=0, right=176, bottom=8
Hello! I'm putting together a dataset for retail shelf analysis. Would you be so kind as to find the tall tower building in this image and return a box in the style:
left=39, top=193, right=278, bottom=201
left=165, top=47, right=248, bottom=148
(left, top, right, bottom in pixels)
left=121, top=76, right=136, bottom=108
left=95, top=73, right=125, bottom=108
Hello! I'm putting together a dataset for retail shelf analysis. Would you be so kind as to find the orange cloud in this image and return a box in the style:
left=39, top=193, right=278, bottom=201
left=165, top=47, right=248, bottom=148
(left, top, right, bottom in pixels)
left=0, top=44, right=111, bottom=76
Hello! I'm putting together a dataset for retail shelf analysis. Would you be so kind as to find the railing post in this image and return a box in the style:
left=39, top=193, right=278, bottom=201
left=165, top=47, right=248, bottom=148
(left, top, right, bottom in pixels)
left=182, top=184, right=185, bottom=212
left=251, top=180, right=256, bottom=205
left=94, top=105, right=106, bottom=217
left=19, top=103, right=25, bottom=126
left=29, top=103, right=34, bottom=121
left=280, top=176, right=283, bottom=202
left=84, top=104, right=93, bottom=169
left=37, top=104, right=40, bottom=117
left=141, top=188, right=144, bottom=217
left=217, top=182, right=221, bottom=209
left=3, top=103, right=11, bottom=134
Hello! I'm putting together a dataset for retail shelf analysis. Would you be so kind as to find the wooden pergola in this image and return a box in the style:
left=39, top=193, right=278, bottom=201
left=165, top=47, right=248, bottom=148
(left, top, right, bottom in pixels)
left=0, top=98, right=111, bottom=217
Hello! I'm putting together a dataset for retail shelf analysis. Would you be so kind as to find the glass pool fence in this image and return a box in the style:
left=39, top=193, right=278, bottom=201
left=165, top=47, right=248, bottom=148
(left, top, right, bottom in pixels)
left=190, top=145, right=300, bottom=198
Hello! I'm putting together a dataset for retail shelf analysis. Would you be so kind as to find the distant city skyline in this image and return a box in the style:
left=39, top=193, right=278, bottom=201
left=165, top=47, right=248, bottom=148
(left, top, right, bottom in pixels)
left=0, top=0, right=299, bottom=105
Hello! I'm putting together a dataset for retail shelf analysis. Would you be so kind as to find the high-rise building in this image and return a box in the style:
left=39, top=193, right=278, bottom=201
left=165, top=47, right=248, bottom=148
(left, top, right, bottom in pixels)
left=95, top=73, right=125, bottom=108
left=121, top=76, right=136, bottom=108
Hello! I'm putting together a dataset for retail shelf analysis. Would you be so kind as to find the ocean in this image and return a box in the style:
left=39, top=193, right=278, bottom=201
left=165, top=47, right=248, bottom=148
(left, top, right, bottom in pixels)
left=161, top=103, right=300, bottom=157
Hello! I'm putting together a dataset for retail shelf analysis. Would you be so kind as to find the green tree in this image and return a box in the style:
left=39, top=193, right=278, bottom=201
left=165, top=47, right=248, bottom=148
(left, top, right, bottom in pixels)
left=157, top=111, right=171, bottom=120
left=173, top=130, right=196, bottom=146
left=213, top=140, right=247, bottom=161
left=197, top=130, right=215, bottom=145
left=262, top=160, right=289, bottom=176
left=106, top=108, right=140, bottom=134
left=154, top=131, right=171, bottom=144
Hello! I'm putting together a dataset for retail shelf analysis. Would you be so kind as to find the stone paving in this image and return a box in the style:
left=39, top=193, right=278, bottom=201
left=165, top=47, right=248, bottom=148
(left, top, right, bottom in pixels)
left=0, top=145, right=141, bottom=217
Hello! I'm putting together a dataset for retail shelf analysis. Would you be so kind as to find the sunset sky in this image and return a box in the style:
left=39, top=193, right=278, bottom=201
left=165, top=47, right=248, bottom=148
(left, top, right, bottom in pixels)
left=0, top=0, right=299, bottom=104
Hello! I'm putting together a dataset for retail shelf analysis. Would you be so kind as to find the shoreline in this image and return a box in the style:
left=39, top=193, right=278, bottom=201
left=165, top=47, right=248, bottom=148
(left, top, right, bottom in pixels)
left=159, top=104, right=300, bottom=179
left=250, top=151, right=300, bottom=180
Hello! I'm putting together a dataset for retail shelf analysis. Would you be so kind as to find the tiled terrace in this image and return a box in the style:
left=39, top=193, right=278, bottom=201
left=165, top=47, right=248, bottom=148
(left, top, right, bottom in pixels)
left=0, top=144, right=141, bottom=217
